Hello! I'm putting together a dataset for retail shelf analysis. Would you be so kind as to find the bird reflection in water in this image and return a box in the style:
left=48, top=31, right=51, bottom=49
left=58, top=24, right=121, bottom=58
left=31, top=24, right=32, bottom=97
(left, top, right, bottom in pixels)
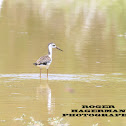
left=36, top=80, right=54, bottom=114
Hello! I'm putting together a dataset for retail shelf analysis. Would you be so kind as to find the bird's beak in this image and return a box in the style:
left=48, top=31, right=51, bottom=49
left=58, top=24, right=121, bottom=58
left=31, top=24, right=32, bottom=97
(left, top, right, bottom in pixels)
left=56, top=47, right=63, bottom=51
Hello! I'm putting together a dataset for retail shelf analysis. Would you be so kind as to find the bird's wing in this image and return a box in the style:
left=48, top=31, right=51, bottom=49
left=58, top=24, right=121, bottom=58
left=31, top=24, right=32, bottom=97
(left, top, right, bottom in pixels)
left=36, top=55, right=51, bottom=65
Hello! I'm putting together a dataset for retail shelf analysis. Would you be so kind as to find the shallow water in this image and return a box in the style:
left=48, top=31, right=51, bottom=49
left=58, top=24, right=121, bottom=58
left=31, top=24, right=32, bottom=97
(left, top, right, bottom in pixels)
left=0, top=73, right=126, bottom=82
left=1, top=73, right=126, bottom=126
left=1, top=0, right=126, bottom=126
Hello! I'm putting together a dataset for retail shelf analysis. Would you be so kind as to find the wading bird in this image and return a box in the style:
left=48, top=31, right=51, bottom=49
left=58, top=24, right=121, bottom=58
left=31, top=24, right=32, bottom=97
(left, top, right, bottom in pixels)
left=33, top=43, right=63, bottom=79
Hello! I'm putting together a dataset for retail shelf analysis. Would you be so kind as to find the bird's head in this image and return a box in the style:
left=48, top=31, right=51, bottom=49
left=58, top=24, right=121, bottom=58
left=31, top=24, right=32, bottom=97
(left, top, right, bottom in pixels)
left=48, top=43, right=63, bottom=51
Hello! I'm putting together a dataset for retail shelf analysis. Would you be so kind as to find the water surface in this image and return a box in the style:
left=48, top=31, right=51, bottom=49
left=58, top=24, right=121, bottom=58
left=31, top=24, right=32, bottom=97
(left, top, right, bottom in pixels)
left=0, top=0, right=126, bottom=125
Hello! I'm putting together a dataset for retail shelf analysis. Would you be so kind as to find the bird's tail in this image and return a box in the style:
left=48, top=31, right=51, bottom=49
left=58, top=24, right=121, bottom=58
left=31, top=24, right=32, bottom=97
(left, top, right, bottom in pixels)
left=33, top=63, right=37, bottom=66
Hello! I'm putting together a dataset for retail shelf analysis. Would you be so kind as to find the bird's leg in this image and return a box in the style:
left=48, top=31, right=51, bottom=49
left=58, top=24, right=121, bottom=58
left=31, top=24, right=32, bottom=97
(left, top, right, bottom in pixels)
left=40, top=68, right=41, bottom=78
left=47, top=69, right=48, bottom=79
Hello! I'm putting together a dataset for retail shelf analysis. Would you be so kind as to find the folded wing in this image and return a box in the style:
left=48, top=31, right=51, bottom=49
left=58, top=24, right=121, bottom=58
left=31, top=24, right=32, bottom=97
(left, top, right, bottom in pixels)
left=35, top=55, right=51, bottom=65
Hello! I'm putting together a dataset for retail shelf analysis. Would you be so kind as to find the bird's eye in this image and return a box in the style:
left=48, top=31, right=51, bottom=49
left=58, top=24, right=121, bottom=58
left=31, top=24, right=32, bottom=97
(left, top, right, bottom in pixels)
left=53, top=45, right=55, bottom=46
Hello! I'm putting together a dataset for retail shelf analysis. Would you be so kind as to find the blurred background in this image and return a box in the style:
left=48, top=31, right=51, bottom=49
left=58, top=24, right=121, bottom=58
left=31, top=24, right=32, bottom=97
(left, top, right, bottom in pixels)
left=0, top=0, right=126, bottom=126
left=0, top=0, right=126, bottom=74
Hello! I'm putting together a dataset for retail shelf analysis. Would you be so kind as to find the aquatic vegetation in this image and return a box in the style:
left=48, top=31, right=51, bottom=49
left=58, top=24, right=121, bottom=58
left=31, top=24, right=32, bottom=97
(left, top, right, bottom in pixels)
left=92, top=123, right=98, bottom=126
left=48, top=117, right=69, bottom=126
left=13, top=114, right=26, bottom=121
left=13, top=115, right=69, bottom=126
left=27, top=117, right=44, bottom=126
left=13, top=115, right=44, bottom=126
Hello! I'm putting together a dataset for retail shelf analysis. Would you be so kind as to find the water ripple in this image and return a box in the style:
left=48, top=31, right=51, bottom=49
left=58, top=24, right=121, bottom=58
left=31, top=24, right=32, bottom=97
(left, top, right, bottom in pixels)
left=0, top=73, right=126, bottom=83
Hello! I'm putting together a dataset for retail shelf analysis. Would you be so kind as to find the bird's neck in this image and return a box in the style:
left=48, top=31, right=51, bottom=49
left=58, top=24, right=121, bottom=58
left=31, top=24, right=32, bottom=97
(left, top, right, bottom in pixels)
left=48, top=45, right=52, bottom=58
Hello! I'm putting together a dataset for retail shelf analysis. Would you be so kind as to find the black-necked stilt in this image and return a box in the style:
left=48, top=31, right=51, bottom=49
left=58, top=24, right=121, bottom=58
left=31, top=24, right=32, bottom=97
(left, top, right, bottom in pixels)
left=33, top=43, right=63, bottom=79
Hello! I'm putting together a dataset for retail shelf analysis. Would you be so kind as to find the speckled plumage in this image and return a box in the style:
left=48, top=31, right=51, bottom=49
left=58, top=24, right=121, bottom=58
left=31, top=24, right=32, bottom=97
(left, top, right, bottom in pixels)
left=35, top=55, right=51, bottom=65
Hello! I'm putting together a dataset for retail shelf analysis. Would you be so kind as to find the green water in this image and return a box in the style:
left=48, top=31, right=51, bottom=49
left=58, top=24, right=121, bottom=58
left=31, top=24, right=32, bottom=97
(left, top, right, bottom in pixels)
left=0, top=0, right=126, bottom=125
